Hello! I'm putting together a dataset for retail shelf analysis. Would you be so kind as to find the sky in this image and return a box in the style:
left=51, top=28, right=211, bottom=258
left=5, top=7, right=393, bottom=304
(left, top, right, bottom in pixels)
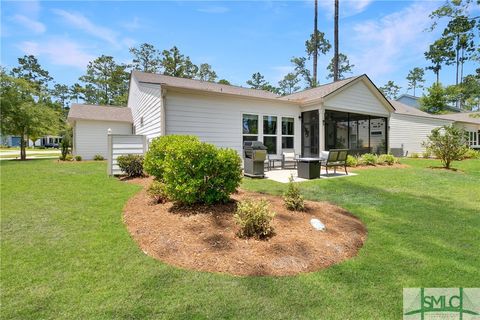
left=1, top=0, right=479, bottom=96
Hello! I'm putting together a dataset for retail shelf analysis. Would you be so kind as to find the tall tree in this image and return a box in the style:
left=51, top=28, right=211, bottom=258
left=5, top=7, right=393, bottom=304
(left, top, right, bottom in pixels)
left=379, top=81, right=401, bottom=100
left=0, top=72, right=59, bottom=160
left=161, top=46, right=198, bottom=79
left=291, top=56, right=314, bottom=88
left=129, top=43, right=162, bottom=73
left=305, top=30, right=331, bottom=86
left=326, top=53, right=354, bottom=80
left=246, top=72, right=268, bottom=89
left=419, top=82, right=448, bottom=114
left=278, top=73, right=301, bottom=95
left=217, top=79, right=231, bottom=85
left=406, top=67, right=426, bottom=96
left=424, top=38, right=455, bottom=84
left=429, top=0, right=479, bottom=85
left=312, top=0, right=318, bottom=86
left=79, top=55, right=129, bottom=105
left=51, top=83, right=70, bottom=109
left=70, top=83, right=83, bottom=103
left=197, top=63, right=217, bottom=82
left=333, top=0, right=339, bottom=81
left=11, top=55, right=52, bottom=93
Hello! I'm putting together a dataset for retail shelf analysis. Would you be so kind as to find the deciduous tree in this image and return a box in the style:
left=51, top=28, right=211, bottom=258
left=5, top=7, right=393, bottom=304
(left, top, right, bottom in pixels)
left=422, top=125, right=468, bottom=169
left=419, top=82, right=448, bottom=114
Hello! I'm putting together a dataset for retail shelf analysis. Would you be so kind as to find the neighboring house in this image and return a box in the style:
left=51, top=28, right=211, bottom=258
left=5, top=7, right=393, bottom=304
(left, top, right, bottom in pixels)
left=435, top=112, right=480, bottom=149
left=396, top=94, right=462, bottom=113
left=67, top=105, right=133, bottom=160
left=67, top=71, right=480, bottom=160
left=0, top=134, right=62, bottom=148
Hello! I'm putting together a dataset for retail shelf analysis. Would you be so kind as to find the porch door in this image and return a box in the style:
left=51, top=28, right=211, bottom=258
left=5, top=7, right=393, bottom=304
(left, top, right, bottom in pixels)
left=301, top=110, right=319, bottom=157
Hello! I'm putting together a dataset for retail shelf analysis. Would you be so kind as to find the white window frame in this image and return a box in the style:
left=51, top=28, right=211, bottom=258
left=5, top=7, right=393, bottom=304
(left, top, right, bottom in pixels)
left=242, top=114, right=259, bottom=142
left=281, top=117, right=295, bottom=150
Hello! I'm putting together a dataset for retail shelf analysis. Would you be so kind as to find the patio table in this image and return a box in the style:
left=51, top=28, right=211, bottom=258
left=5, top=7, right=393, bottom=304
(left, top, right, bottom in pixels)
left=297, top=157, right=322, bottom=179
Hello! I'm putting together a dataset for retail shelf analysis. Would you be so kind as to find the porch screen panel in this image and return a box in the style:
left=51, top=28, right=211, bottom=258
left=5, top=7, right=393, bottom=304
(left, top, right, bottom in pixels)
left=369, top=117, right=387, bottom=154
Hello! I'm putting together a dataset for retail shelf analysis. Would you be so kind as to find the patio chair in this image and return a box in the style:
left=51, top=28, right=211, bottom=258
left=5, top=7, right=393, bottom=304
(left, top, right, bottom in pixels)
left=320, top=149, right=349, bottom=176
left=282, top=152, right=298, bottom=169
left=267, top=154, right=283, bottom=170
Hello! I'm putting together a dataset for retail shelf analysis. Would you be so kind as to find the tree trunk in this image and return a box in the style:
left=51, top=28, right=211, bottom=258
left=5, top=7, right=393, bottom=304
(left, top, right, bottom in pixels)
left=313, top=0, right=318, bottom=87
left=413, top=85, right=416, bottom=97
left=455, top=35, right=459, bottom=86
left=460, top=47, right=464, bottom=85
left=20, top=134, right=27, bottom=161
left=334, top=0, right=339, bottom=82
left=436, top=69, right=440, bottom=85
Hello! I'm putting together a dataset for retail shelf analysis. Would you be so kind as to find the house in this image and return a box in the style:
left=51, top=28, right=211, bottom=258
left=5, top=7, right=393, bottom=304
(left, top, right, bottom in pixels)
left=0, top=134, right=63, bottom=148
left=67, top=104, right=133, bottom=159
left=396, top=93, right=462, bottom=113
left=67, top=71, right=480, bottom=160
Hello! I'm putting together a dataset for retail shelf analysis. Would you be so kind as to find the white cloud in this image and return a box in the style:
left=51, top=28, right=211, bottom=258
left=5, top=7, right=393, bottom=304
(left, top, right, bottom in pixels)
left=124, top=16, right=140, bottom=31
left=52, top=9, right=118, bottom=46
left=11, top=14, right=46, bottom=34
left=317, top=0, right=373, bottom=18
left=18, top=38, right=95, bottom=69
left=197, top=6, right=230, bottom=14
left=348, top=2, right=437, bottom=79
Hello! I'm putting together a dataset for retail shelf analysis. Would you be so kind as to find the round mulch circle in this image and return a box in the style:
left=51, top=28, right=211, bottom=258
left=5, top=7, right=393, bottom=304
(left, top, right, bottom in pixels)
left=123, top=178, right=367, bottom=276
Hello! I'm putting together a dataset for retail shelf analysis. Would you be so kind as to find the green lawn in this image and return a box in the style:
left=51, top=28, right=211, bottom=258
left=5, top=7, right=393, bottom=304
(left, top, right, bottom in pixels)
left=1, top=159, right=479, bottom=319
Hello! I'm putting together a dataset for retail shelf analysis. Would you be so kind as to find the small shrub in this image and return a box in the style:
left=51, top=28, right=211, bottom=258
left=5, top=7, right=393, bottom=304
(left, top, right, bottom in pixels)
left=410, top=152, right=420, bottom=158
left=422, top=125, right=468, bottom=169
left=117, top=154, right=144, bottom=177
left=377, top=154, right=396, bottom=165
left=283, top=175, right=304, bottom=211
left=146, top=135, right=242, bottom=205
left=346, top=155, right=358, bottom=167
left=147, top=180, right=168, bottom=204
left=144, top=135, right=200, bottom=179
left=359, top=153, right=377, bottom=166
left=423, top=150, right=432, bottom=158
left=59, top=133, right=71, bottom=160
left=93, top=154, right=105, bottom=161
left=75, top=155, right=82, bottom=161
left=235, top=199, right=275, bottom=239
left=64, top=154, right=73, bottom=161
left=462, top=148, right=480, bottom=159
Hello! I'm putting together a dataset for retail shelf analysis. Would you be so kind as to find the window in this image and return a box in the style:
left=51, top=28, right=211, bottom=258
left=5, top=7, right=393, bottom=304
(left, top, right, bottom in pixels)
left=263, top=116, right=277, bottom=154
left=282, top=117, right=294, bottom=149
left=468, top=131, right=478, bottom=146
left=242, top=114, right=258, bottom=144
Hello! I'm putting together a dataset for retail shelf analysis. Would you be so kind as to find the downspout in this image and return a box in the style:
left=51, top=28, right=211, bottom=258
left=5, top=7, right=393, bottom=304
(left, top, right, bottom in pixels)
left=160, top=87, right=167, bottom=136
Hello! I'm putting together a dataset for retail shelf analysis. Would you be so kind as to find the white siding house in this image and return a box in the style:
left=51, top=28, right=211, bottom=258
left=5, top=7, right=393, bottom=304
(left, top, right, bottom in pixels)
left=69, top=71, right=480, bottom=163
left=68, top=105, right=133, bottom=160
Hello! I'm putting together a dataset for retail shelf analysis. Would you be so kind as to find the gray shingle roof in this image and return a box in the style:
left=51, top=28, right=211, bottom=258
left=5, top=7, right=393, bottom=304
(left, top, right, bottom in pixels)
left=434, top=112, right=480, bottom=124
left=68, top=104, right=133, bottom=123
left=279, top=76, right=360, bottom=102
left=132, top=71, right=283, bottom=101
left=390, top=100, right=435, bottom=117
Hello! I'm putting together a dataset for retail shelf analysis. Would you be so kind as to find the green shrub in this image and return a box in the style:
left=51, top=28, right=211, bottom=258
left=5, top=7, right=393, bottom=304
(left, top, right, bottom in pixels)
left=62, top=154, right=73, bottom=161
left=422, top=125, right=468, bottom=169
left=377, top=154, right=396, bottom=165
left=59, top=133, right=71, bottom=160
left=117, top=154, right=144, bottom=177
left=75, top=155, right=82, bottom=161
left=462, top=148, right=480, bottom=159
left=423, top=150, right=432, bottom=158
left=144, top=135, right=199, bottom=179
left=283, top=175, right=304, bottom=211
left=359, top=153, right=377, bottom=166
left=235, top=199, right=275, bottom=239
left=147, top=180, right=168, bottom=204
left=145, top=135, right=242, bottom=205
left=346, top=155, right=358, bottom=167
left=93, top=154, right=104, bottom=161
left=410, top=152, right=420, bottom=158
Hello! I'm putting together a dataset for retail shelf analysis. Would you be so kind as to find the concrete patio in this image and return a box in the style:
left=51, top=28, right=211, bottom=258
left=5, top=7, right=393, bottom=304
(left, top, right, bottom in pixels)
left=264, top=167, right=357, bottom=183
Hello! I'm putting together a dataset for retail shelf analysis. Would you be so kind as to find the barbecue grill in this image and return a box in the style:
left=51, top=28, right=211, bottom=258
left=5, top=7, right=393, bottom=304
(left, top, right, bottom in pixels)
left=243, top=141, right=267, bottom=178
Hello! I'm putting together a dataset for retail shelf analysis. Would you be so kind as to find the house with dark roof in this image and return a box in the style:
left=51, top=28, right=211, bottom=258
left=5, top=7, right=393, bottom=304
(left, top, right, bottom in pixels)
left=67, top=71, right=479, bottom=160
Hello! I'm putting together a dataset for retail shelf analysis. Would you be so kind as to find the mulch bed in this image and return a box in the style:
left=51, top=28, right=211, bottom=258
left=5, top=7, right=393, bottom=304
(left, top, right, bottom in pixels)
left=123, top=177, right=367, bottom=276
